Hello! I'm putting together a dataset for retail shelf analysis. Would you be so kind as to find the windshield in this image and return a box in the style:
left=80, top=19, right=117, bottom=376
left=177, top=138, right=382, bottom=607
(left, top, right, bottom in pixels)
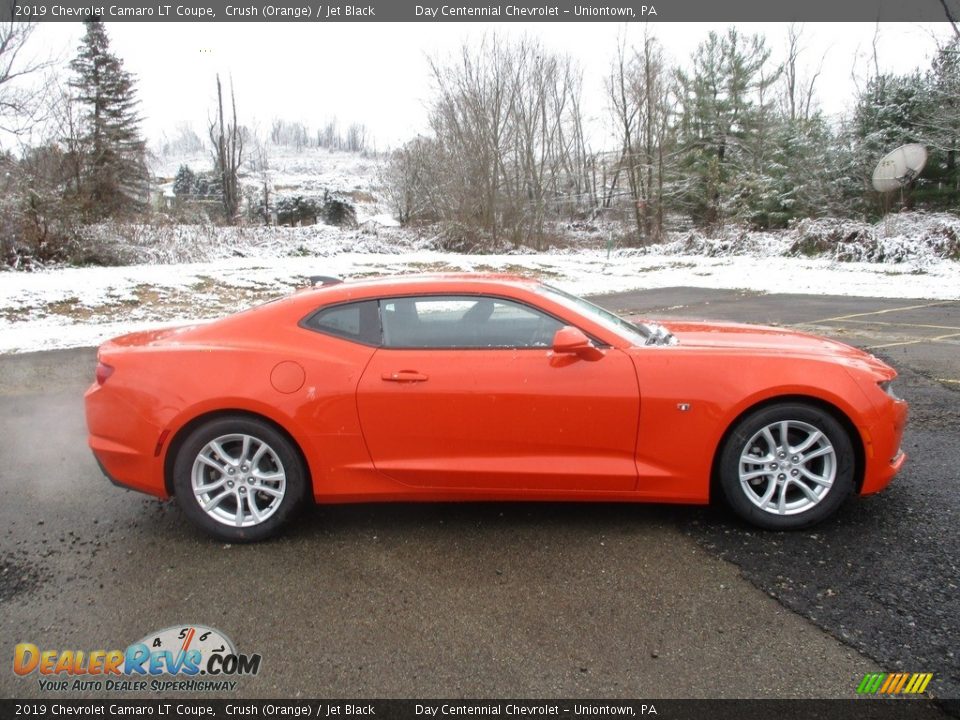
left=536, top=284, right=651, bottom=345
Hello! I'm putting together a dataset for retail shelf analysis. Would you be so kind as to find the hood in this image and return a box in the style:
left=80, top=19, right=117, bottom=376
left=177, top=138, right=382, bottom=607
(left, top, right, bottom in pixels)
left=659, top=319, right=893, bottom=372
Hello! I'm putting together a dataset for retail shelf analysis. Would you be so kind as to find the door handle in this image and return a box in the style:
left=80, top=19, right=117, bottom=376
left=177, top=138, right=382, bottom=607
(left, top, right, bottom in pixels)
left=381, top=370, right=429, bottom=383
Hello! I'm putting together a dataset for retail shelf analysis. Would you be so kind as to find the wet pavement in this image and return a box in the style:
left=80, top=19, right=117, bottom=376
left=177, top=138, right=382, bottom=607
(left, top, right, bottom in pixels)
left=0, top=289, right=956, bottom=708
left=608, top=288, right=960, bottom=702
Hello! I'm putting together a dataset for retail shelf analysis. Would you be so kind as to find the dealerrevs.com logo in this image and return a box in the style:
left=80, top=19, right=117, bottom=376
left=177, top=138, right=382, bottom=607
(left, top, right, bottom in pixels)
left=13, top=625, right=261, bottom=693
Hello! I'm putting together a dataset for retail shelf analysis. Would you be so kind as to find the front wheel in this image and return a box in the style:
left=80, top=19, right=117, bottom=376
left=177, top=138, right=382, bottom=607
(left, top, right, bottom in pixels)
left=173, top=416, right=307, bottom=542
left=718, top=403, right=855, bottom=530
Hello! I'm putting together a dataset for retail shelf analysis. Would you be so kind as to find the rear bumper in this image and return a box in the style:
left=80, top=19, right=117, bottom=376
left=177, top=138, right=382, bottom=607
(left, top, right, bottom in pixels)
left=93, top=455, right=156, bottom=497
left=88, top=435, right=168, bottom=499
left=85, top=382, right=169, bottom=499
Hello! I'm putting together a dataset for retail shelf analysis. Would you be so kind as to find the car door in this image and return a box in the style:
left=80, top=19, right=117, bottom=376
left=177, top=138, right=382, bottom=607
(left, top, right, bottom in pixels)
left=356, top=295, right=640, bottom=492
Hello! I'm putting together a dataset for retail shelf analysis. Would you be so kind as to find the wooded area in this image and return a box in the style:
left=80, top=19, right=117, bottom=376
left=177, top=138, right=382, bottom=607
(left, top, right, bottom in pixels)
left=384, top=28, right=960, bottom=249
left=0, top=21, right=958, bottom=267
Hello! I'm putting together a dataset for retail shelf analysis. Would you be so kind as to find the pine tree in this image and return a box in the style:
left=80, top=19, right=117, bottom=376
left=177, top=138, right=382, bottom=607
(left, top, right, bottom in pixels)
left=69, top=19, right=149, bottom=219
left=173, top=164, right=197, bottom=198
left=674, top=29, right=781, bottom=227
left=745, top=114, right=851, bottom=227
left=851, top=72, right=925, bottom=214
left=918, top=41, right=960, bottom=210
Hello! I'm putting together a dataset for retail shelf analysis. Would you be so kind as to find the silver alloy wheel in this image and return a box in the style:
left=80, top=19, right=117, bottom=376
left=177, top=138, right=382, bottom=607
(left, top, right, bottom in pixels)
left=738, top=420, right=836, bottom=516
left=190, top=433, right=287, bottom=528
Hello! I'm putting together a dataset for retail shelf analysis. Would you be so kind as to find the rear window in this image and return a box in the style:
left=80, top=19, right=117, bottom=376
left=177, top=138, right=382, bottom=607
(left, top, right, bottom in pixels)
left=304, top=300, right=380, bottom=345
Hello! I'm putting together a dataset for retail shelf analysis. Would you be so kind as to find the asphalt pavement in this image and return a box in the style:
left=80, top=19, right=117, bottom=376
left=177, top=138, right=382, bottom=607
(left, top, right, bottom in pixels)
left=0, top=290, right=957, bottom=709
left=607, top=288, right=960, bottom=703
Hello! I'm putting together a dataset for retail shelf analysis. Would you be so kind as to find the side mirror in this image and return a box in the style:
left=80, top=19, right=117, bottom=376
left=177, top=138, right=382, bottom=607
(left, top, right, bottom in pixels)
left=552, top=326, right=604, bottom=361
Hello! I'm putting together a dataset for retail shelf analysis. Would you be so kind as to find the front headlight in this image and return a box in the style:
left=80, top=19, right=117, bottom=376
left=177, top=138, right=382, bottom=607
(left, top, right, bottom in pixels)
left=878, top=380, right=901, bottom=401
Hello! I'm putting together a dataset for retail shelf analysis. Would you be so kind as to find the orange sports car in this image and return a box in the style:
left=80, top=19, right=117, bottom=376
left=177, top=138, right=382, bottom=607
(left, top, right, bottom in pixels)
left=84, top=274, right=908, bottom=541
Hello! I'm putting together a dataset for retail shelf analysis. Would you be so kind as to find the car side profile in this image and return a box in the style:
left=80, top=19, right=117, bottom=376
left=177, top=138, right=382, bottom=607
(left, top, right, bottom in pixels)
left=84, top=274, right=908, bottom=541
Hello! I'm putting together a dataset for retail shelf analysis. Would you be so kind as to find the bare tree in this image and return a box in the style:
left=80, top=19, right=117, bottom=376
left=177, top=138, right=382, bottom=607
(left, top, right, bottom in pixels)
left=939, top=0, right=960, bottom=40
left=608, top=35, right=639, bottom=238
left=318, top=118, right=338, bottom=149
left=566, top=85, right=599, bottom=212
left=345, top=123, right=367, bottom=153
left=429, top=34, right=518, bottom=243
left=247, top=126, right=272, bottom=224
left=607, top=28, right=673, bottom=244
left=421, top=34, right=592, bottom=248
left=0, top=20, right=52, bottom=137
left=43, top=79, right=85, bottom=198
left=381, top=136, right=439, bottom=225
left=157, top=122, right=205, bottom=157
left=0, top=78, right=86, bottom=267
left=509, top=44, right=586, bottom=246
left=781, top=24, right=825, bottom=122
left=209, top=74, right=243, bottom=223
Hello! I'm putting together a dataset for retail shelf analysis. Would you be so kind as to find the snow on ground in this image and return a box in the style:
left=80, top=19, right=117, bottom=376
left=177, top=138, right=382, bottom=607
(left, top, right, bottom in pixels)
left=3, top=146, right=956, bottom=355
left=74, top=221, right=429, bottom=266
left=2, top=249, right=958, bottom=354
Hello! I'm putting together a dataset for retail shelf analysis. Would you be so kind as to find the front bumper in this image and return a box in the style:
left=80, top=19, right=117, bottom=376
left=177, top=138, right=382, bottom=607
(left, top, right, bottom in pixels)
left=859, top=398, right=909, bottom=496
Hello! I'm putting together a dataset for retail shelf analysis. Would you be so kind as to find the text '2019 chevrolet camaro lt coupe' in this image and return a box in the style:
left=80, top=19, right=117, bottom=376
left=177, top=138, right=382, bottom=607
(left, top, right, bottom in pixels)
left=85, top=274, right=907, bottom=541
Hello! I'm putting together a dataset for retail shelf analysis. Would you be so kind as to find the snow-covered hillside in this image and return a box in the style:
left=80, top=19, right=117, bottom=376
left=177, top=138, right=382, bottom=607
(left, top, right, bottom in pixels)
left=152, top=145, right=388, bottom=224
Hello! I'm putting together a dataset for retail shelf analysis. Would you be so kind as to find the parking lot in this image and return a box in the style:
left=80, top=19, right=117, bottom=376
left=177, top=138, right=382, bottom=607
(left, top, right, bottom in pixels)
left=609, top=288, right=960, bottom=704
left=0, top=289, right=957, bottom=706
left=604, top=287, right=960, bottom=382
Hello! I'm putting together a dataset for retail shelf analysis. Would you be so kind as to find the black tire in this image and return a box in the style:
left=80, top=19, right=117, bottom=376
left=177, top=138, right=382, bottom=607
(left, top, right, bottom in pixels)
left=718, top=403, right=855, bottom=530
left=173, top=416, right=308, bottom=542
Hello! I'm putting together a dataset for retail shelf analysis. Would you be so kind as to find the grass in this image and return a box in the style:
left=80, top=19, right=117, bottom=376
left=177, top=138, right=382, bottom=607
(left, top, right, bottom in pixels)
left=1, top=281, right=287, bottom=326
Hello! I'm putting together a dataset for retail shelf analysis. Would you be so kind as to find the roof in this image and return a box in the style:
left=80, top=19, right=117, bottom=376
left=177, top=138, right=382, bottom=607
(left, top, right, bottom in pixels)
left=309, top=272, right=542, bottom=293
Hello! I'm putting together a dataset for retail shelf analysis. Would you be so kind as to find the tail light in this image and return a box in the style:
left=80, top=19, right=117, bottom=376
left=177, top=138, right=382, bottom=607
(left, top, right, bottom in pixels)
left=95, top=361, right=115, bottom=386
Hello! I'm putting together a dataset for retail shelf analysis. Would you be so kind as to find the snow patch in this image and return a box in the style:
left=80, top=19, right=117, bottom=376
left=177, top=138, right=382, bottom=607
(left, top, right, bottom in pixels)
left=2, top=249, right=958, bottom=355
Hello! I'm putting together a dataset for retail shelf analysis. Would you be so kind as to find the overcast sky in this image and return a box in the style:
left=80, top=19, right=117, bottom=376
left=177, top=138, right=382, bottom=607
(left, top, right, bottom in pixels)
left=35, top=21, right=955, bottom=150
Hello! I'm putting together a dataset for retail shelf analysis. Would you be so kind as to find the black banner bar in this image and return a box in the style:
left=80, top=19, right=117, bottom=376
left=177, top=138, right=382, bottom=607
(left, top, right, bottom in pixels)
left=1, top=699, right=958, bottom=720
left=1, top=0, right=955, bottom=22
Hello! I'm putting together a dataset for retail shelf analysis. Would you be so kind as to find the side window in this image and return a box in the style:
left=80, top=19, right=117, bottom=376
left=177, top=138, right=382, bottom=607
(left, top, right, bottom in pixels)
left=380, top=296, right=563, bottom=349
left=305, top=300, right=380, bottom=345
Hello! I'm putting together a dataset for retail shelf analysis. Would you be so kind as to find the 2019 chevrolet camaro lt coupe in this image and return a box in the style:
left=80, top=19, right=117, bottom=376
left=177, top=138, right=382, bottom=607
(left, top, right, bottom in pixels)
left=84, top=274, right=908, bottom=541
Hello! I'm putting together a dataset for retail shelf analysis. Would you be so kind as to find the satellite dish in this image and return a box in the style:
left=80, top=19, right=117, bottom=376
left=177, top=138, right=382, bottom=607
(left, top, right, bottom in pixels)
left=872, top=144, right=928, bottom=193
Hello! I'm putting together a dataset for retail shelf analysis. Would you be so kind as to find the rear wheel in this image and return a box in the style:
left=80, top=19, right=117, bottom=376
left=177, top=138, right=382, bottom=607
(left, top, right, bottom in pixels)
left=718, top=403, right=855, bottom=530
left=173, top=416, right=307, bottom=542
